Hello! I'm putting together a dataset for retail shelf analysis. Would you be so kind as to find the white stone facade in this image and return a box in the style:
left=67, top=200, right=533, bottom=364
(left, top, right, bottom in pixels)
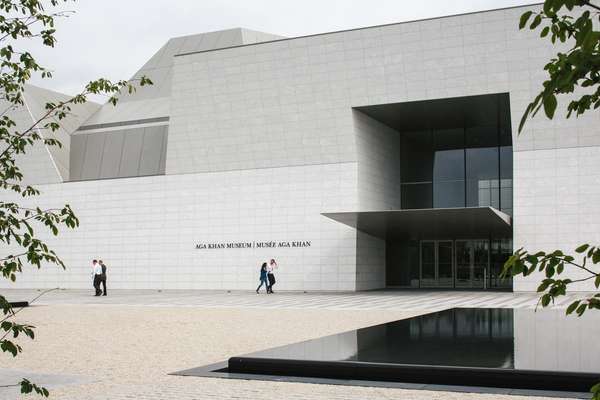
left=3, top=5, right=600, bottom=291
left=5, top=163, right=358, bottom=290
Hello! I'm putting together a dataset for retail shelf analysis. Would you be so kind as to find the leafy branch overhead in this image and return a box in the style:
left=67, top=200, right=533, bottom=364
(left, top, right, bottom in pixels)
left=0, top=0, right=152, bottom=396
left=518, top=0, right=600, bottom=132
left=502, top=245, right=600, bottom=313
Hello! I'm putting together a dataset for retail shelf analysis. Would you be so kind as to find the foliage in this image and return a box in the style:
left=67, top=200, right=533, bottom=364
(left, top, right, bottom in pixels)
left=508, top=1, right=600, bottom=398
left=0, top=0, right=151, bottom=396
left=518, top=0, right=600, bottom=132
left=503, top=246, right=600, bottom=312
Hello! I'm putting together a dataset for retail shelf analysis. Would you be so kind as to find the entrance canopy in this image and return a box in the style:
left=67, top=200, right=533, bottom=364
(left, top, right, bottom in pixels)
left=322, top=207, right=512, bottom=240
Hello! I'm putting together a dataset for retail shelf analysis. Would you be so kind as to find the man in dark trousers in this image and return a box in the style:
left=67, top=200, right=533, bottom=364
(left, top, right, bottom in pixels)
left=92, top=259, right=102, bottom=296
left=99, top=260, right=108, bottom=296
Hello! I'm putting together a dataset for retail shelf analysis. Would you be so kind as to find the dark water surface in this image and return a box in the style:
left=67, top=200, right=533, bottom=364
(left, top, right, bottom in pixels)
left=240, top=308, right=600, bottom=373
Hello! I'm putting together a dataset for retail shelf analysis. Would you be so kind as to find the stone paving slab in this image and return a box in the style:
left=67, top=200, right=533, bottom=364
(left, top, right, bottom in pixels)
left=1, top=288, right=583, bottom=311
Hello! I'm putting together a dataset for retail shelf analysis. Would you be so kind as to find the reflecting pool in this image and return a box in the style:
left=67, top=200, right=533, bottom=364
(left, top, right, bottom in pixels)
left=228, top=308, right=600, bottom=392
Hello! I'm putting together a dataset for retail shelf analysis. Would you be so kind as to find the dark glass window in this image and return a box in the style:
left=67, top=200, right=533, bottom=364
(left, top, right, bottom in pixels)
left=397, top=94, right=513, bottom=212
left=434, top=180, right=465, bottom=208
left=434, top=128, right=464, bottom=151
left=466, top=147, right=499, bottom=208
left=500, top=146, right=513, bottom=215
left=433, top=143, right=465, bottom=208
left=401, top=183, right=432, bottom=209
left=466, top=126, right=498, bottom=148
left=401, top=131, right=432, bottom=183
left=433, top=149, right=464, bottom=182
left=500, top=146, right=512, bottom=179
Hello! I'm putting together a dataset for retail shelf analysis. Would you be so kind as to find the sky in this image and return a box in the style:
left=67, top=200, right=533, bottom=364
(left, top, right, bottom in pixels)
left=26, top=0, right=538, bottom=98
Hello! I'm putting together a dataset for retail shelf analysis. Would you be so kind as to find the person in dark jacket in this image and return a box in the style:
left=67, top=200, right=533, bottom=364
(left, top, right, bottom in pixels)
left=256, top=262, right=269, bottom=294
left=99, top=260, right=107, bottom=296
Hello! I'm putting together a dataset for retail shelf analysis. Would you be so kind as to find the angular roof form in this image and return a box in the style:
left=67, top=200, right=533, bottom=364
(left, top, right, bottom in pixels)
left=79, top=28, right=284, bottom=128
left=9, top=84, right=100, bottom=184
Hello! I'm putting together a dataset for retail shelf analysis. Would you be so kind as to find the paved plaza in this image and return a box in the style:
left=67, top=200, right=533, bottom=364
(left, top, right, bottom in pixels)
left=0, top=290, right=588, bottom=400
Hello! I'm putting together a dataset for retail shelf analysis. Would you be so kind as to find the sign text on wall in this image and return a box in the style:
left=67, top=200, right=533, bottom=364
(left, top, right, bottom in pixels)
left=195, top=240, right=311, bottom=250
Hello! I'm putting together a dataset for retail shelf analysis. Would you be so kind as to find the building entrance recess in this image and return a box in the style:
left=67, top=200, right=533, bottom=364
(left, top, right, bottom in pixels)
left=417, top=239, right=510, bottom=289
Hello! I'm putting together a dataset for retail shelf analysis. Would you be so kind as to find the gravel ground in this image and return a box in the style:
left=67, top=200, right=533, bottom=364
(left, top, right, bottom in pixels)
left=0, top=301, right=577, bottom=400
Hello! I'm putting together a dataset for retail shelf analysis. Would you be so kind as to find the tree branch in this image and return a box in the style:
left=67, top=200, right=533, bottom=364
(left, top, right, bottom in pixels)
left=0, top=288, right=58, bottom=326
left=582, top=1, right=600, bottom=12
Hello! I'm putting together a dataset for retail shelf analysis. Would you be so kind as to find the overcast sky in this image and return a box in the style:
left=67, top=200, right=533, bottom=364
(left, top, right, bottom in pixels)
left=27, top=0, right=536, bottom=97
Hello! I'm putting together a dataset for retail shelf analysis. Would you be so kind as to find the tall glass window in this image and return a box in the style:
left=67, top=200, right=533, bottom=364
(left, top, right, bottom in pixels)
left=433, top=130, right=464, bottom=201
left=500, top=146, right=513, bottom=215
left=433, top=148, right=465, bottom=208
left=401, top=131, right=433, bottom=209
left=400, top=124, right=512, bottom=214
left=466, top=147, right=499, bottom=208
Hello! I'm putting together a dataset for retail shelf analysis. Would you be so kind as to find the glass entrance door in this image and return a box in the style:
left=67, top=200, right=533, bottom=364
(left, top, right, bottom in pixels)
left=420, top=240, right=454, bottom=288
left=455, top=240, right=489, bottom=288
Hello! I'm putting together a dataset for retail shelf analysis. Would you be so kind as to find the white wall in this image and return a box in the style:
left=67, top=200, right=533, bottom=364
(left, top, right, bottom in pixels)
left=352, top=109, right=400, bottom=290
left=355, top=231, right=386, bottom=291
left=8, top=5, right=600, bottom=291
left=513, top=144, right=600, bottom=291
left=354, top=109, right=401, bottom=211
left=0, top=162, right=359, bottom=291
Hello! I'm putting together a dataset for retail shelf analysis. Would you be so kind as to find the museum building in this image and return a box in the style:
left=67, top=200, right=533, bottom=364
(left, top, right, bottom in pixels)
left=3, top=4, right=600, bottom=292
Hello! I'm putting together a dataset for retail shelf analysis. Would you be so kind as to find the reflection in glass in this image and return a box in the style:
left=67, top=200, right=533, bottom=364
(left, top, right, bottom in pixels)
left=466, top=147, right=500, bottom=208
left=438, top=241, right=453, bottom=286
left=401, top=133, right=512, bottom=212
left=434, top=149, right=464, bottom=181
left=500, top=146, right=513, bottom=215
left=491, top=239, right=513, bottom=288
left=433, top=180, right=465, bottom=208
left=421, top=242, right=435, bottom=283
left=455, top=240, right=488, bottom=288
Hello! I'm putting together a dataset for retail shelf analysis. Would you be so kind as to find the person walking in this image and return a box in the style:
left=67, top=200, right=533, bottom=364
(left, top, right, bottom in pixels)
left=267, top=258, right=278, bottom=294
left=256, top=262, right=269, bottom=294
left=99, top=260, right=108, bottom=296
left=92, top=260, right=103, bottom=296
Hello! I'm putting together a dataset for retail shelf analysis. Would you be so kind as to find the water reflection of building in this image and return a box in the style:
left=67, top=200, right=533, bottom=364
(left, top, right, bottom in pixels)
left=514, top=309, right=600, bottom=373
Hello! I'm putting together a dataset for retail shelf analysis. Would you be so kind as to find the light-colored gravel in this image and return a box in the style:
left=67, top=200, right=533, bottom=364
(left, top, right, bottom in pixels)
left=0, top=301, right=575, bottom=400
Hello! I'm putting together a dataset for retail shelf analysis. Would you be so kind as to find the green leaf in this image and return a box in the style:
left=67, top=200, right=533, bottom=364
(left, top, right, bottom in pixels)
left=530, top=14, right=543, bottom=29
left=541, top=293, right=552, bottom=307
left=543, top=94, right=558, bottom=118
left=592, top=250, right=600, bottom=264
left=520, top=11, right=534, bottom=29
left=540, top=26, right=550, bottom=37
left=566, top=300, right=581, bottom=315
left=591, top=382, right=600, bottom=400
left=538, top=279, right=553, bottom=292
left=519, top=103, right=533, bottom=133
left=576, top=303, right=588, bottom=316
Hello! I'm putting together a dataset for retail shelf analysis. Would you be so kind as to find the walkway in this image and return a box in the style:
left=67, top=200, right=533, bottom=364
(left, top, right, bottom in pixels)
left=2, top=288, right=582, bottom=311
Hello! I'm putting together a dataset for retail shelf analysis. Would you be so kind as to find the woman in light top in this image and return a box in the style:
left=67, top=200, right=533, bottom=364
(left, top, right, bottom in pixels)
left=256, top=262, right=269, bottom=294
left=267, top=258, right=277, bottom=294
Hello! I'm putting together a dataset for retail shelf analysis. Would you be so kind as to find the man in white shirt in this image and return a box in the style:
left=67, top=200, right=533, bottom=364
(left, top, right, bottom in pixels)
left=92, top=259, right=103, bottom=296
